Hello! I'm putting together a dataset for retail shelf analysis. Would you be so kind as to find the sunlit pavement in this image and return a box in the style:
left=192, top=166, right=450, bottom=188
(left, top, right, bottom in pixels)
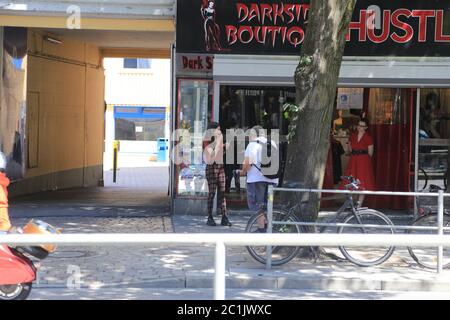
left=7, top=174, right=450, bottom=300
left=5, top=211, right=450, bottom=299
left=28, top=287, right=450, bottom=300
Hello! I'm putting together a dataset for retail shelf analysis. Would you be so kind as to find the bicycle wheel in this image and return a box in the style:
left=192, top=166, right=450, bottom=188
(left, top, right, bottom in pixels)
left=338, top=209, right=395, bottom=267
left=419, top=167, right=428, bottom=191
left=245, top=209, right=301, bottom=266
left=407, top=214, right=450, bottom=269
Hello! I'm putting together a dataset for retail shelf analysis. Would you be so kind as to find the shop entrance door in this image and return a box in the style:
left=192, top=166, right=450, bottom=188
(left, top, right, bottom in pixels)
left=329, top=88, right=415, bottom=210
left=416, top=89, right=450, bottom=193
left=219, top=85, right=295, bottom=207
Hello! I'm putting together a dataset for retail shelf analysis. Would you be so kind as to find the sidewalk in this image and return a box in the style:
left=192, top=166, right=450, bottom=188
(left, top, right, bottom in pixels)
left=8, top=210, right=450, bottom=295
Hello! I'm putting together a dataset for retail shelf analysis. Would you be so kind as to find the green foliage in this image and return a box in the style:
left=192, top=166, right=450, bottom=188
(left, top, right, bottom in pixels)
left=282, top=103, right=302, bottom=142
left=298, top=55, right=313, bottom=69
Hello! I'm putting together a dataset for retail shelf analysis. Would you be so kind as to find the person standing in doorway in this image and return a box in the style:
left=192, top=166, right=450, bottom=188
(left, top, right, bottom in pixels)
left=341, top=118, right=376, bottom=206
left=203, top=122, right=232, bottom=227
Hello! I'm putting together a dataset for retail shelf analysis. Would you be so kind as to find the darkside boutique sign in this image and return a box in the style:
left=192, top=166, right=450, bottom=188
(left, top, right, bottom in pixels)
left=176, top=0, right=450, bottom=56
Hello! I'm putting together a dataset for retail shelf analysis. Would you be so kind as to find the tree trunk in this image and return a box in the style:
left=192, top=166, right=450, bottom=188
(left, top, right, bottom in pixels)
left=282, top=1, right=357, bottom=222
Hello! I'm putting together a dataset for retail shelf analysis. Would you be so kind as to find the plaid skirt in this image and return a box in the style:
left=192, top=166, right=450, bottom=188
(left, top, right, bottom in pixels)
left=206, top=164, right=226, bottom=216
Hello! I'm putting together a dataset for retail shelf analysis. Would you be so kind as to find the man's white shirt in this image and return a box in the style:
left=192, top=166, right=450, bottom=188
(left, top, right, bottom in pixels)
left=244, top=137, right=279, bottom=184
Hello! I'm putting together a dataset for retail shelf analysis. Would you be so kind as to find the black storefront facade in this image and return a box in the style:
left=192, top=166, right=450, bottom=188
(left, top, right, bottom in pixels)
left=171, top=0, right=450, bottom=215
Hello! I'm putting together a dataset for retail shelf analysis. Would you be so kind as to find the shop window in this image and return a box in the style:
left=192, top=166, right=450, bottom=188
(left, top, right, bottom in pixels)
left=115, top=118, right=164, bottom=141
left=114, top=106, right=165, bottom=141
left=368, top=88, right=409, bottom=125
left=219, top=85, right=295, bottom=134
left=123, top=58, right=151, bottom=69
left=175, top=80, right=214, bottom=197
left=417, top=89, right=450, bottom=191
left=331, top=88, right=415, bottom=209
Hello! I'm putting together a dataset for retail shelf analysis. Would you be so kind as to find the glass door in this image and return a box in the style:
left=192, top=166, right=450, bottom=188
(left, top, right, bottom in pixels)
left=175, top=79, right=214, bottom=197
left=417, top=89, right=450, bottom=191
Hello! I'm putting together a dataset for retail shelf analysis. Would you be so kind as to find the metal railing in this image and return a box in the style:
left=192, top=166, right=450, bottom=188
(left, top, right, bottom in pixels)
left=266, top=185, right=448, bottom=273
left=2, top=232, right=450, bottom=300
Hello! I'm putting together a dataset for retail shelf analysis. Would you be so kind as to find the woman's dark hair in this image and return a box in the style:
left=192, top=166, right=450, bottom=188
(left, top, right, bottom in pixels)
left=207, top=122, right=220, bottom=130
left=360, top=118, right=370, bottom=127
left=204, top=122, right=220, bottom=146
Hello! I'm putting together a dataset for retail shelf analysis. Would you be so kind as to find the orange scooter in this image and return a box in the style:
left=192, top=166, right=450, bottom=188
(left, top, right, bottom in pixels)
left=0, top=220, right=60, bottom=300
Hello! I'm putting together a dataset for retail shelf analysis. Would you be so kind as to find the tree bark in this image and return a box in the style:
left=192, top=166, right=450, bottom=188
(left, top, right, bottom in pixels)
left=282, top=1, right=357, bottom=222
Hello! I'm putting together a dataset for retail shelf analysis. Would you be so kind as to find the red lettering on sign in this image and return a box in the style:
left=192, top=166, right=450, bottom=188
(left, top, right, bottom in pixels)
left=236, top=3, right=248, bottom=23
left=226, top=25, right=238, bottom=45
left=273, top=3, right=284, bottom=25
left=346, top=10, right=368, bottom=42
left=261, top=3, right=273, bottom=25
left=254, top=26, right=268, bottom=44
left=284, top=4, right=296, bottom=24
left=367, top=10, right=391, bottom=43
left=412, top=10, right=435, bottom=42
left=206, top=56, right=214, bottom=69
left=287, top=26, right=304, bottom=47
left=391, top=9, right=413, bottom=43
left=238, top=25, right=254, bottom=44
left=435, top=10, right=450, bottom=42
left=248, top=3, right=260, bottom=23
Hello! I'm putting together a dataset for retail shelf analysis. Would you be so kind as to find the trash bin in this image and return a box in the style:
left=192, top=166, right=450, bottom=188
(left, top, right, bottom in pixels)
left=157, top=138, right=168, bottom=162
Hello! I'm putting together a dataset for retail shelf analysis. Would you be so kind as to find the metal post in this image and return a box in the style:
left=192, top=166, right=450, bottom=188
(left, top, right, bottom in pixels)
left=214, top=241, right=226, bottom=300
left=437, top=190, right=444, bottom=274
left=113, top=140, right=119, bottom=183
left=414, top=88, right=421, bottom=219
left=266, top=184, right=274, bottom=270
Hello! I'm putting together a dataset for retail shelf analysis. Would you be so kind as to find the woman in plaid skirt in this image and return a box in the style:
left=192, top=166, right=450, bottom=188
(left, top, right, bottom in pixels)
left=204, top=122, right=232, bottom=227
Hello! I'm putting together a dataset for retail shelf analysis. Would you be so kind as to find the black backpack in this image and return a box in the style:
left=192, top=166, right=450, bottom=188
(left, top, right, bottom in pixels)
left=252, top=139, right=281, bottom=180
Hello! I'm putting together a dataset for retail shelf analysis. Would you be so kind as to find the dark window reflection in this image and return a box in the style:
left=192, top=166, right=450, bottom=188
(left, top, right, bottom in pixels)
left=219, top=85, right=295, bottom=135
left=417, top=89, right=450, bottom=191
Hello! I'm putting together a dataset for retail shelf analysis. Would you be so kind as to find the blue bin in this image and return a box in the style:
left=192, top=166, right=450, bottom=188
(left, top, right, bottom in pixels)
left=157, top=138, right=168, bottom=162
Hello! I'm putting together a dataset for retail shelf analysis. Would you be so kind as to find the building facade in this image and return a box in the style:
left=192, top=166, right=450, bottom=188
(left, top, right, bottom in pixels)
left=172, top=0, right=450, bottom=214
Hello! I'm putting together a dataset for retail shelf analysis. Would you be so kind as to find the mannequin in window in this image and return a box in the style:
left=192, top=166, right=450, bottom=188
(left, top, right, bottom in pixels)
left=333, top=109, right=344, bottom=135
left=422, top=92, right=443, bottom=139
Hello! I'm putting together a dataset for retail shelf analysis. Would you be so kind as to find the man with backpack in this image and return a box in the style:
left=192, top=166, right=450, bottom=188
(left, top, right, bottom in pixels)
left=236, top=126, right=279, bottom=232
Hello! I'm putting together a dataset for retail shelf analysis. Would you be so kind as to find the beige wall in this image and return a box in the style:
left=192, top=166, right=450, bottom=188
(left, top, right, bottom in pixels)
left=16, top=29, right=105, bottom=194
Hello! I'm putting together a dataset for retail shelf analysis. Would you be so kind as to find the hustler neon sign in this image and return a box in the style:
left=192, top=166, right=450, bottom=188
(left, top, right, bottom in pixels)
left=347, top=9, right=450, bottom=43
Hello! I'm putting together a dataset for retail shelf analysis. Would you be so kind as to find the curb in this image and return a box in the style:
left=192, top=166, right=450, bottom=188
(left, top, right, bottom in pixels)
left=34, top=269, right=450, bottom=292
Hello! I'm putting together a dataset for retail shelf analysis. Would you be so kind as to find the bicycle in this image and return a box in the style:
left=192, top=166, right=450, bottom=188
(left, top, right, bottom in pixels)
left=406, top=184, right=450, bottom=269
left=418, top=166, right=448, bottom=191
left=245, top=176, right=396, bottom=267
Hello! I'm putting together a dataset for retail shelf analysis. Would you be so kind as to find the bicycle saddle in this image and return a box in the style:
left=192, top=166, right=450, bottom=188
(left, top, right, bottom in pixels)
left=429, top=184, right=445, bottom=192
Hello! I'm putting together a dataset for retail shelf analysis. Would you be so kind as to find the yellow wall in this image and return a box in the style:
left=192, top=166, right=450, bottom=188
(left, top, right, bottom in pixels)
left=0, top=16, right=174, bottom=32
left=25, top=29, right=104, bottom=189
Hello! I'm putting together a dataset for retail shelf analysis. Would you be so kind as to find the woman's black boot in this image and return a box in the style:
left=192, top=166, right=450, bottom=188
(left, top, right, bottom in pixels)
left=207, top=216, right=216, bottom=226
left=221, top=215, right=232, bottom=227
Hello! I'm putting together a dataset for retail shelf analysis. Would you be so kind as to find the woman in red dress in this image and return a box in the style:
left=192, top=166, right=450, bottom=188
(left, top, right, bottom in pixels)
left=342, top=118, right=376, bottom=206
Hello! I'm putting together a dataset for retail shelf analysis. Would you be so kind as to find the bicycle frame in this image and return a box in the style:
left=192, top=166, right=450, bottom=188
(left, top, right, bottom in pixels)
left=284, top=192, right=362, bottom=232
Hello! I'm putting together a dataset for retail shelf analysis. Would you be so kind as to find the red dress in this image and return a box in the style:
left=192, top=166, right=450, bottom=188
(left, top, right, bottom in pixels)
left=342, top=132, right=376, bottom=191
